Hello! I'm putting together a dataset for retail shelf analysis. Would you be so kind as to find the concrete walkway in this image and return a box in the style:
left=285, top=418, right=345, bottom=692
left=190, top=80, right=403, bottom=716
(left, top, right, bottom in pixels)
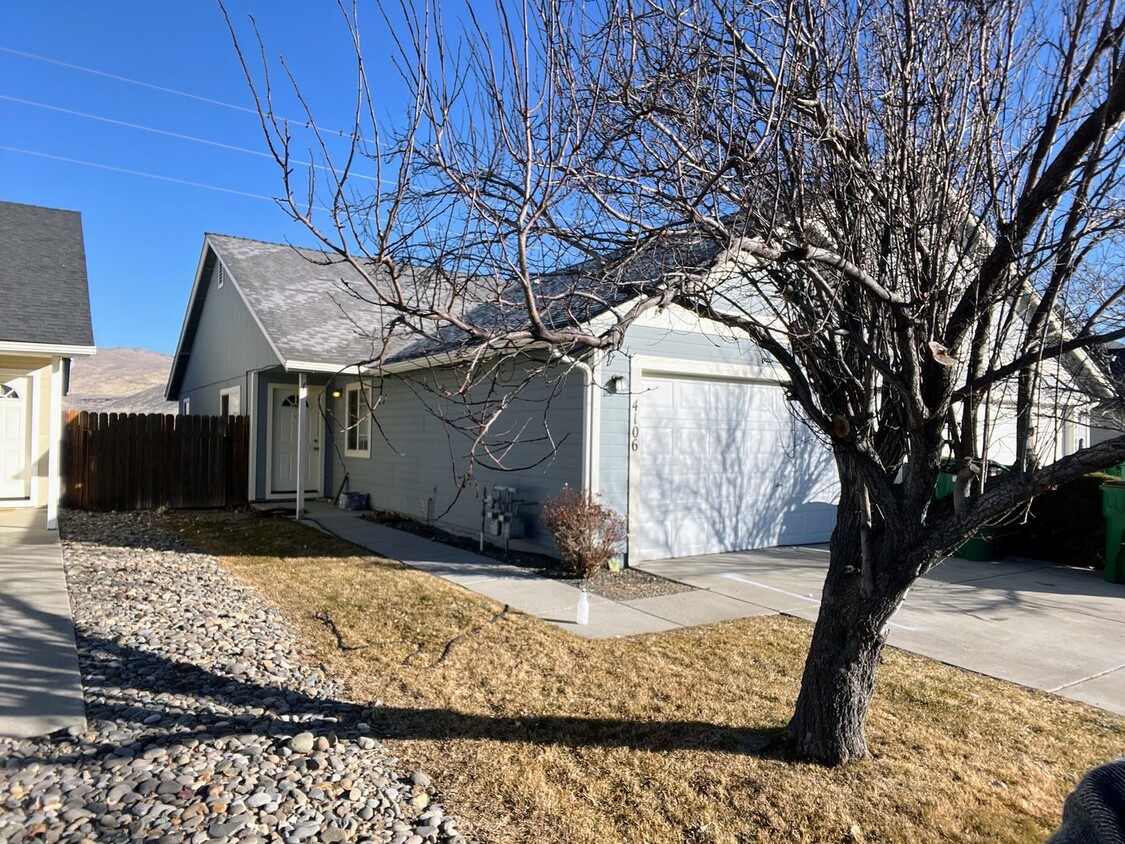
left=300, top=503, right=756, bottom=639
left=0, top=508, right=85, bottom=738
left=294, top=503, right=1124, bottom=714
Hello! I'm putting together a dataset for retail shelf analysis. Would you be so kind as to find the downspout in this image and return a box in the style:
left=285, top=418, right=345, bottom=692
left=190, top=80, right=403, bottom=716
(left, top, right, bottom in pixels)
left=552, top=352, right=599, bottom=494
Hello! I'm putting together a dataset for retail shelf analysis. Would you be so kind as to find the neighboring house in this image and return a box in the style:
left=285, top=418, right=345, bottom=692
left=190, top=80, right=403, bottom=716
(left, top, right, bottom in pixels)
left=0, top=201, right=96, bottom=528
left=1091, top=345, right=1124, bottom=448
left=166, top=232, right=1108, bottom=563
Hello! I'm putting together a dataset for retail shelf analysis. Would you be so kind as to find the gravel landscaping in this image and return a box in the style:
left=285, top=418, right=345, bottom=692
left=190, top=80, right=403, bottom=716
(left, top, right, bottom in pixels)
left=0, top=511, right=465, bottom=844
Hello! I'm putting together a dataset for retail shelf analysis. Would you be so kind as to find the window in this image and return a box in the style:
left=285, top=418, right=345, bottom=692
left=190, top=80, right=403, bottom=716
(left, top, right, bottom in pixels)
left=344, top=383, right=371, bottom=457
left=219, top=386, right=241, bottom=417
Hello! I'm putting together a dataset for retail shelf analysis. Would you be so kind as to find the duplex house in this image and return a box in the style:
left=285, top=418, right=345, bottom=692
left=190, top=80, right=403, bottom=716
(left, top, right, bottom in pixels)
left=167, top=232, right=1105, bottom=563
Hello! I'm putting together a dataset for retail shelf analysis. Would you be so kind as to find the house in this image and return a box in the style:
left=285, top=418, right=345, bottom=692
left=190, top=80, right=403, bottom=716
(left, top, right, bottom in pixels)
left=0, top=201, right=96, bottom=528
left=166, top=232, right=1108, bottom=563
left=1092, top=345, right=1124, bottom=449
left=166, top=233, right=841, bottom=561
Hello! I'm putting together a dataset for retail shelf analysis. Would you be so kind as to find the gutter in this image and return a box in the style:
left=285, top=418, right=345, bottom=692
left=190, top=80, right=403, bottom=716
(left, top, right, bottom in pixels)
left=552, top=351, right=600, bottom=494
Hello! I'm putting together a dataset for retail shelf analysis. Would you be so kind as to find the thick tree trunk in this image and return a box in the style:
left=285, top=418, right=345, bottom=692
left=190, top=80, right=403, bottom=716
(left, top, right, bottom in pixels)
left=783, top=576, right=898, bottom=764
left=783, top=475, right=912, bottom=764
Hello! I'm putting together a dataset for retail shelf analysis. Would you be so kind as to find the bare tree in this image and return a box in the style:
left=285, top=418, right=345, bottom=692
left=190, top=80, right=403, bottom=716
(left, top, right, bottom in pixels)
left=225, top=0, right=1125, bottom=764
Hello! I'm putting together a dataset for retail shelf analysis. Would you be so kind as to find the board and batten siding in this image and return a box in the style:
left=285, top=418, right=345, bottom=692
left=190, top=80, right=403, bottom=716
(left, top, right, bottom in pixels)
left=178, top=261, right=279, bottom=416
left=598, top=308, right=768, bottom=520
left=331, top=363, right=584, bottom=549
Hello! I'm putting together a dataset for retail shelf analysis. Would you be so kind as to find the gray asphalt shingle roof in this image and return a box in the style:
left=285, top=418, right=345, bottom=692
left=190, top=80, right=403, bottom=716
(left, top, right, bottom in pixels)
left=0, top=201, right=94, bottom=347
left=206, top=234, right=401, bottom=367
left=204, top=233, right=685, bottom=370
left=185, top=230, right=722, bottom=389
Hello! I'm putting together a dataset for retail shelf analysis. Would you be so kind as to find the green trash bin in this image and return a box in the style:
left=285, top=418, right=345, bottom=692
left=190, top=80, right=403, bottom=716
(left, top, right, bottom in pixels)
left=935, top=472, right=956, bottom=500
left=935, top=463, right=1007, bottom=562
left=1104, top=462, right=1125, bottom=479
left=1101, top=481, right=1125, bottom=584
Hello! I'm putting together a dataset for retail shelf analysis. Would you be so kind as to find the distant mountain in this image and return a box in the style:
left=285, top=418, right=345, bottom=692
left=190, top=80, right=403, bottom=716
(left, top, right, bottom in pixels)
left=65, top=347, right=179, bottom=415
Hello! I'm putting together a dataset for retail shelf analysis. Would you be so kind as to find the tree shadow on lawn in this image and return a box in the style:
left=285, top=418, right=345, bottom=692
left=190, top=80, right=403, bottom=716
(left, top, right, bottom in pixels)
left=15, top=630, right=783, bottom=768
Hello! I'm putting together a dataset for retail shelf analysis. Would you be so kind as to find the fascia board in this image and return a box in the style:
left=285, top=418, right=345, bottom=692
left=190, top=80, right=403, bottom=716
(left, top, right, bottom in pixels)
left=0, top=340, right=96, bottom=357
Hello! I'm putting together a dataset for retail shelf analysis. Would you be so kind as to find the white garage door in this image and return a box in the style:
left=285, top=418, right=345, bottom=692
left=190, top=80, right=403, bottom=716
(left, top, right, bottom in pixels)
left=634, top=375, right=839, bottom=561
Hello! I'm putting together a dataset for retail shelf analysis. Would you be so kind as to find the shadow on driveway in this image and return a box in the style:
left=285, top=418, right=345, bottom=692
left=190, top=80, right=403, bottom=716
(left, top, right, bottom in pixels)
left=639, top=547, right=1125, bottom=715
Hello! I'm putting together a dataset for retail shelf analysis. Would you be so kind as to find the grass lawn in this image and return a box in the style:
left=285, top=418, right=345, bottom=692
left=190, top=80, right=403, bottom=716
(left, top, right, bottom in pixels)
left=172, top=512, right=1124, bottom=843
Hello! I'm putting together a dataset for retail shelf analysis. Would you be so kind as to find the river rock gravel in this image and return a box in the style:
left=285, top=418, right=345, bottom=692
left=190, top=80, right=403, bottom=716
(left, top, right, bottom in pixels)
left=0, top=511, right=465, bottom=844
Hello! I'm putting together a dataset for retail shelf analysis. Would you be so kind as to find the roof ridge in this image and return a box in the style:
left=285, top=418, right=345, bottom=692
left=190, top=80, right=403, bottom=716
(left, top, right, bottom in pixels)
left=204, top=231, right=334, bottom=254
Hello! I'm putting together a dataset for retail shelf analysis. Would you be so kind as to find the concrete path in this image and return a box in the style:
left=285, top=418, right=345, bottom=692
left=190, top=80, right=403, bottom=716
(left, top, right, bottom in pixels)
left=296, top=503, right=1124, bottom=714
left=640, top=547, right=1125, bottom=716
left=301, top=504, right=761, bottom=639
left=0, top=508, right=85, bottom=738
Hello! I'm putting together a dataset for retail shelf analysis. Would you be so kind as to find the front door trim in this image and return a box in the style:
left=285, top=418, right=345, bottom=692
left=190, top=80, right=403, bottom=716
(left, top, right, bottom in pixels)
left=265, top=382, right=324, bottom=499
left=0, top=370, right=36, bottom=502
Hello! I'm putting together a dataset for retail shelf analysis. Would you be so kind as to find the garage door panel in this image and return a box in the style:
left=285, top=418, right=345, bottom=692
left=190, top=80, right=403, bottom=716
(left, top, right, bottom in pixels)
left=636, top=375, right=839, bottom=561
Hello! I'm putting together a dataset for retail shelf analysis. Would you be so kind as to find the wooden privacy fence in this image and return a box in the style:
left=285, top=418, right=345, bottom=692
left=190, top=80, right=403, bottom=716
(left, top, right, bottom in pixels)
left=64, top=411, right=250, bottom=510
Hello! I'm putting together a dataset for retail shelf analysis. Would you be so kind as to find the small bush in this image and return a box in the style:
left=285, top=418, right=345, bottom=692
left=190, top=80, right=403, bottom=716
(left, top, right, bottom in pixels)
left=540, top=485, right=627, bottom=578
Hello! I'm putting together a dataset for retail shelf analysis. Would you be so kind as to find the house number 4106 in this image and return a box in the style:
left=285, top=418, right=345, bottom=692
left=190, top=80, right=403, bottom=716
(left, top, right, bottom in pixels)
left=631, top=400, right=640, bottom=451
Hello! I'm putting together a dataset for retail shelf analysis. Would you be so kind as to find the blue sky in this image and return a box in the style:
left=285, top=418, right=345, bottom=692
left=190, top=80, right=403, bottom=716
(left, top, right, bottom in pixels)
left=1, top=2, right=432, bottom=354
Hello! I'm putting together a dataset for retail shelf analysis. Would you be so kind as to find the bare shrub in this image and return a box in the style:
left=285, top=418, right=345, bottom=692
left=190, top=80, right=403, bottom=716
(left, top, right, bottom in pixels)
left=540, top=486, right=626, bottom=579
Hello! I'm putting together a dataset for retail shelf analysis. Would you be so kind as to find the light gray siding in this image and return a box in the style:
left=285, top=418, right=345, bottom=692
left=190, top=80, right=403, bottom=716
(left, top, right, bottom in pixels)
left=330, top=363, right=584, bottom=550
left=598, top=323, right=766, bottom=519
left=179, top=261, right=279, bottom=416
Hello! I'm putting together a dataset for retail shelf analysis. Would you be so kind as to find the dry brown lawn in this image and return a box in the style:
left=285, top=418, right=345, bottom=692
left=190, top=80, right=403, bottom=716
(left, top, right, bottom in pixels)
left=171, top=512, right=1124, bottom=844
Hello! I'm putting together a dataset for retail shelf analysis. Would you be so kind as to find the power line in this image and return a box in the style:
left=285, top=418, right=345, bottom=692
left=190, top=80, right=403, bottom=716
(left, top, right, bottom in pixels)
left=0, top=46, right=378, bottom=143
left=0, top=144, right=332, bottom=211
left=0, top=46, right=266, bottom=117
left=0, top=93, right=386, bottom=184
left=0, top=145, right=452, bottom=235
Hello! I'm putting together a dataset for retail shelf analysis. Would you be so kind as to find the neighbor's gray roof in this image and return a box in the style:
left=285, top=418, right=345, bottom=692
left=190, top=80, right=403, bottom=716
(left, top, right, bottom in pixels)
left=0, top=201, right=94, bottom=347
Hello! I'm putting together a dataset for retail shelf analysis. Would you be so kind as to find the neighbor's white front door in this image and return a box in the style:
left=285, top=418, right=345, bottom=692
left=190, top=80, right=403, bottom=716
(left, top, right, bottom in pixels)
left=270, top=386, right=323, bottom=495
left=0, top=376, right=31, bottom=499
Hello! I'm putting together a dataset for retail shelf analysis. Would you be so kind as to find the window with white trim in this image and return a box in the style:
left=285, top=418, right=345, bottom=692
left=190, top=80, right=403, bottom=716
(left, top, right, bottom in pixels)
left=344, top=383, right=371, bottom=457
left=219, top=386, right=241, bottom=416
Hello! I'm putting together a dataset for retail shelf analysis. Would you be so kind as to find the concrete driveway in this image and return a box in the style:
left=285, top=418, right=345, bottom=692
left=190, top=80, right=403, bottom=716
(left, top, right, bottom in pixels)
left=638, top=547, right=1125, bottom=716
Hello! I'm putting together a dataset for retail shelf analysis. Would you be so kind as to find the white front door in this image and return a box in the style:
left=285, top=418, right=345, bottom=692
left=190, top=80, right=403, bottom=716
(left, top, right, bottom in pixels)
left=0, top=376, right=31, bottom=499
left=270, top=387, right=323, bottom=495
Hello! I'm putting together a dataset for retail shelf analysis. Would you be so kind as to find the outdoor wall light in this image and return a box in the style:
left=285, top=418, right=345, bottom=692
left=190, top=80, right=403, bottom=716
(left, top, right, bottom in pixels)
left=331, top=388, right=342, bottom=399
left=607, top=374, right=626, bottom=394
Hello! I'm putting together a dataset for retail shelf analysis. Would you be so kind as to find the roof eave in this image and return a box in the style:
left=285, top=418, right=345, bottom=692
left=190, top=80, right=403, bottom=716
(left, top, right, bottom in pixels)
left=0, top=340, right=96, bottom=357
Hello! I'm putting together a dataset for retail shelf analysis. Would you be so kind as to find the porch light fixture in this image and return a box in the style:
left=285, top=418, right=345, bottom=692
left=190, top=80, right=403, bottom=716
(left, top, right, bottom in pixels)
left=607, top=374, right=625, bottom=395
left=331, top=388, right=342, bottom=399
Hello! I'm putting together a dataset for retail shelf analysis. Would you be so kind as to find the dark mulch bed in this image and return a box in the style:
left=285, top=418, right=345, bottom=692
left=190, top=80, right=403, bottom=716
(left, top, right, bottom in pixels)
left=365, top=511, right=693, bottom=601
